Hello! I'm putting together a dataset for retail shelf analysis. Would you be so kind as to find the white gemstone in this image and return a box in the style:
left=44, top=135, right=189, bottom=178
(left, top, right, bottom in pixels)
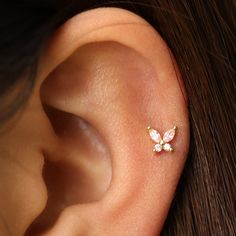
left=148, top=128, right=161, bottom=143
left=154, top=144, right=162, bottom=152
left=163, top=143, right=173, bottom=151
left=163, top=128, right=176, bottom=143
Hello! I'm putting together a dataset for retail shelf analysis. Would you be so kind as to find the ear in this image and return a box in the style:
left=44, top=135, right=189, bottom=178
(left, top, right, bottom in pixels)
left=28, top=7, right=189, bottom=236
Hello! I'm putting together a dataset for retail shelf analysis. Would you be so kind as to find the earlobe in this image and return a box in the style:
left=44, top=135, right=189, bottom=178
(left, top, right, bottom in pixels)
left=29, top=7, right=189, bottom=235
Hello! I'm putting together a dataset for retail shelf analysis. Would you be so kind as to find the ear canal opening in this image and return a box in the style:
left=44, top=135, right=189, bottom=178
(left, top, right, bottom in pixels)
left=25, top=105, right=112, bottom=235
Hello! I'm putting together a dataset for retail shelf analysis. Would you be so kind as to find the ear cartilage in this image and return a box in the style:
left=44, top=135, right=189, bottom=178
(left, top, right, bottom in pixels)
left=147, top=126, right=177, bottom=153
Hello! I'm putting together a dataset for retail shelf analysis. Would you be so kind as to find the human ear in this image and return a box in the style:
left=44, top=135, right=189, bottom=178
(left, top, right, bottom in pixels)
left=27, top=7, right=190, bottom=236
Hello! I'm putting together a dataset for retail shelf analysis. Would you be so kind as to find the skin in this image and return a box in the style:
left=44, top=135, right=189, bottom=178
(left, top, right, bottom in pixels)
left=0, top=8, right=189, bottom=236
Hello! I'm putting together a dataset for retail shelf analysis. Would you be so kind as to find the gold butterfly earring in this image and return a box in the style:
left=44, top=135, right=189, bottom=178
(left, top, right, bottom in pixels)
left=147, top=126, right=177, bottom=153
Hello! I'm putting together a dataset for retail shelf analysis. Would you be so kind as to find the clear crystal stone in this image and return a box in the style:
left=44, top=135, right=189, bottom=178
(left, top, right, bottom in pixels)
left=148, top=128, right=161, bottom=143
left=163, top=143, right=173, bottom=151
left=163, top=128, right=176, bottom=143
left=154, top=144, right=162, bottom=152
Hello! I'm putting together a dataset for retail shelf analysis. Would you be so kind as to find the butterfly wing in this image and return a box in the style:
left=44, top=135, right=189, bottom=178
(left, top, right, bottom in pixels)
left=147, top=127, right=161, bottom=143
left=163, top=127, right=177, bottom=143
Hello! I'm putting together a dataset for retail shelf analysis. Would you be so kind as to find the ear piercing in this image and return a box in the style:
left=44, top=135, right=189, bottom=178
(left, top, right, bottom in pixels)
left=147, top=126, right=177, bottom=153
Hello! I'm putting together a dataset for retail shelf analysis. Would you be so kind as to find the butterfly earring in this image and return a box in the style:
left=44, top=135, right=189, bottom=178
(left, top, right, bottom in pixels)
left=147, top=126, right=177, bottom=153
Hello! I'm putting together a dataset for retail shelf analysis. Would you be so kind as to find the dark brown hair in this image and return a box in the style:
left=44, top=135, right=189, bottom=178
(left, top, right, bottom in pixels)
left=0, top=0, right=235, bottom=235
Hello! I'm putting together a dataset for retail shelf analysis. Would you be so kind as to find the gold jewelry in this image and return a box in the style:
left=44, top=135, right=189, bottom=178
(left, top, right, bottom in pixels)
left=147, top=126, right=177, bottom=153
